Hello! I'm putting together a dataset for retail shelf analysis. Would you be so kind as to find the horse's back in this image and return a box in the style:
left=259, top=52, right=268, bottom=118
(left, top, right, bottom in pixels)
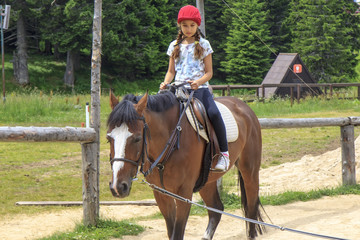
left=215, top=96, right=260, bottom=129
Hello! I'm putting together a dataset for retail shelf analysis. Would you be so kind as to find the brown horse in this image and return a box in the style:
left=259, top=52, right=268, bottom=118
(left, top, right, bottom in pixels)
left=107, top=90, right=264, bottom=240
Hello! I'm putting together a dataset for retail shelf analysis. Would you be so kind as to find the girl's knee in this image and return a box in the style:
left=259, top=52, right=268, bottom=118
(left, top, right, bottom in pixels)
left=208, top=108, right=221, bottom=120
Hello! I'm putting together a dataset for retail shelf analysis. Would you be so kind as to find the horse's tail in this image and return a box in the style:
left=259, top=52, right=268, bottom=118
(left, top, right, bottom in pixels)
left=238, top=170, right=266, bottom=236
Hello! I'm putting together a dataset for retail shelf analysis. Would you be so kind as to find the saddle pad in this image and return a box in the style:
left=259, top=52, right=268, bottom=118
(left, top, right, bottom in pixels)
left=185, top=101, right=239, bottom=143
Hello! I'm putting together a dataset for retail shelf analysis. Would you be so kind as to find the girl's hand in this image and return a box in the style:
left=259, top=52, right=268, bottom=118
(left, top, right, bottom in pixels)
left=159, top=82, right=167, bottom=90
left=189, top=80, right=200, bottom=90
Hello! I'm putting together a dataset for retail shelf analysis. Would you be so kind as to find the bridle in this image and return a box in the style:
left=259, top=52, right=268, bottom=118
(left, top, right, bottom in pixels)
left=109, top=116, right=150, bottom=180
left=109, top=84, right=195, bottom=187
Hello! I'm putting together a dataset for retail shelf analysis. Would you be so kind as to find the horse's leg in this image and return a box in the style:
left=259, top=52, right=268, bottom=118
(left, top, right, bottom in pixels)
left=153, top=191, right=176, bottom=239
left=199, top=180, right=223, bottom=240
left=170, top=188, right=193, bottom=240
left=236, top=149, right=264, bottom=240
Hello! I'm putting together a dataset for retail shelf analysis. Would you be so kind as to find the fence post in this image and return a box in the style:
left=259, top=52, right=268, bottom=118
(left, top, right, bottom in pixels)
left=330, top=84, right=333, bottom=98
left=82, top=0, right=102, bottom=226
left=358, top=86, right=360, bottom=100
left=81, top=142, right=99, bottom=225
left=297, top=84, right=300, bottom=103
left=340, top=125, right=356, bottom=185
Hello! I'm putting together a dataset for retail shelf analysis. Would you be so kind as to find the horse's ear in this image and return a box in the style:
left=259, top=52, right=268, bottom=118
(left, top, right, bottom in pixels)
left=110, top=89, right=119, bottom=110
left=135, top=91, right=148, bottom=115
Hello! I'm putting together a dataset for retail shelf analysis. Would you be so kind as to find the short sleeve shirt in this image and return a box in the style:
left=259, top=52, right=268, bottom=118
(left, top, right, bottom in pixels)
left=167, top=37, right=213, bottom=89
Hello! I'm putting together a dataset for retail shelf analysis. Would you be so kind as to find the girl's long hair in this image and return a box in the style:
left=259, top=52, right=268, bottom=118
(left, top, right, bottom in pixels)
left=171, top=28, right=204, bottom=60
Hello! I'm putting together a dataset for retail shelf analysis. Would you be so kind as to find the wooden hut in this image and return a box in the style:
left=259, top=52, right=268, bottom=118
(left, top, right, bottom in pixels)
left=261, top=53, right=322, bottom=98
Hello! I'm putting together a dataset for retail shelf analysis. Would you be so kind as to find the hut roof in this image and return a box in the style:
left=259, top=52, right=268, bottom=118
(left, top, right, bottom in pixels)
left=262, top=53, right=317, bottom=98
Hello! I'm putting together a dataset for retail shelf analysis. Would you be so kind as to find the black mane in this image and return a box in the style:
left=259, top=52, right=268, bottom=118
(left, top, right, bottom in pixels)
left=107, top=91, right=177, bottom=129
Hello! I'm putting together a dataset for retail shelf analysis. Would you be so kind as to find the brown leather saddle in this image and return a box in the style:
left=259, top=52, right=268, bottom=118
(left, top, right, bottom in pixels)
left=186, top=98, right=221, bottom=192
left=174, top=87, right=221, bottom=191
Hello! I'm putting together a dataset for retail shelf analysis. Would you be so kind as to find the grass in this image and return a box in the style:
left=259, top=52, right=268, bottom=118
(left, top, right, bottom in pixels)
left=0, top=91, right=155, bottom=217
left=38, top=219, right=144, bottom=240
left=1, top=91, right=360, bottom=238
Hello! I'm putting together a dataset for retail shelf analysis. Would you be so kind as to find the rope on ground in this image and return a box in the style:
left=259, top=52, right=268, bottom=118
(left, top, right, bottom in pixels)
left=143, top=180, right=349, bottom=240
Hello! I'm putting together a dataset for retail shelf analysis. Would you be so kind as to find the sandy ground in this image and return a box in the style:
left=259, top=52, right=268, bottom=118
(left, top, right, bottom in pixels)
left=1, top=137, right=359, bottom=240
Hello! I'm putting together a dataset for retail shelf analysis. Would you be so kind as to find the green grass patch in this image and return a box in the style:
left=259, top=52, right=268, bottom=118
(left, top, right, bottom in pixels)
left=261, top=184, right=360, bottom=206
left=208, top=184, right=360, bottom=210
left=38, top=219, right=144, bottom=240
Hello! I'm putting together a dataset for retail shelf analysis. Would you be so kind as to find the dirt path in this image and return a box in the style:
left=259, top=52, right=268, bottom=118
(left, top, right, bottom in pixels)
left=1, top=137, right=359, bottom=240
left=122, top=195, right=360, bottom=240
left=1, top=195, right=359, bottom=240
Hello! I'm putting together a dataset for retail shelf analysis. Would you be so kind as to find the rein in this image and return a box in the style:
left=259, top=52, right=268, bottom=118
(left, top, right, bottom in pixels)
left=110, top=84, right=194, bottom=188
left=141, top=89, right=194, bottom=189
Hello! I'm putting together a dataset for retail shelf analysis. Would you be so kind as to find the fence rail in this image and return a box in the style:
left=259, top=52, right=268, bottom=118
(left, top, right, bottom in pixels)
left=212, top=83, right=360, bottom=102
left=0, top=126, right=96, bottom=142
left=259, top=116, right=360, bottom=129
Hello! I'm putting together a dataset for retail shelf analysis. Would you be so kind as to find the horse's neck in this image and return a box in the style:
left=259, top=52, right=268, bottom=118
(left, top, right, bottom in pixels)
left=145, top=105, right=180, bottom=156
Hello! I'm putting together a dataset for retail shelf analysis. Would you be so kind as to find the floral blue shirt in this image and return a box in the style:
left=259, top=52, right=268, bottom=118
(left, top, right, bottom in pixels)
left=167, top=37, right=213, bottom=89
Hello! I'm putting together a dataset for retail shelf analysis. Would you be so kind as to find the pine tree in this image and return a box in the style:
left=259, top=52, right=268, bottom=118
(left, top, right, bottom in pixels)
left=102, top=0, right=174, bottom=81
left=263, top=0, right=292, bottom=56
left=204, top=0, right=230, bottom=82
left=288, top=0, right=360, bottom=82
left=221, top=0, right=272, bottom=84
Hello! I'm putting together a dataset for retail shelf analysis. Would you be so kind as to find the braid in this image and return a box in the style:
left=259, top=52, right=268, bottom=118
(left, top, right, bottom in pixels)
left=194, top=29, right=204, bottom=59
left=171, top=30, right=184, bottom=60
left=171, top=28, right=205, bottom=60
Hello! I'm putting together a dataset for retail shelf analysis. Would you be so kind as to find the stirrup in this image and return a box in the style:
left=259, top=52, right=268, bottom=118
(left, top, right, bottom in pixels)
left=211, top=154, right=229, bottom=172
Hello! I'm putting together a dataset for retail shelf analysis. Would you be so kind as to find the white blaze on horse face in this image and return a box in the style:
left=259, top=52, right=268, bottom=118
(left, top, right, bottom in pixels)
left=110, top=124, right=132, bottom=188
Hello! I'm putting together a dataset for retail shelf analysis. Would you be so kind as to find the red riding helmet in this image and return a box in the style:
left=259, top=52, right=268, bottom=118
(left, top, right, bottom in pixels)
left=177, top=5, right=201, bottom=26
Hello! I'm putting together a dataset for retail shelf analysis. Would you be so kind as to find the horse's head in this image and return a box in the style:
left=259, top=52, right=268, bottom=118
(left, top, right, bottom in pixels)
left=107, top=91, right=148, bottom=198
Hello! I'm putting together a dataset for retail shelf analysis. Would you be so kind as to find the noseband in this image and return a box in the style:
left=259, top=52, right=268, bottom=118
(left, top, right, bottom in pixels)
left=110, top=117, right=150, bottom=180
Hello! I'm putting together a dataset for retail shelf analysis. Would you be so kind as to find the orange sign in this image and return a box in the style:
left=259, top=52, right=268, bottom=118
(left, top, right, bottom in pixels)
left=293, top=64, right=302, bottom=73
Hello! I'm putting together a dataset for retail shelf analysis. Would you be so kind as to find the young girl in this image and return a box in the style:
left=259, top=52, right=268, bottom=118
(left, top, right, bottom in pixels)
left=159, top=5, right=229, bottom=171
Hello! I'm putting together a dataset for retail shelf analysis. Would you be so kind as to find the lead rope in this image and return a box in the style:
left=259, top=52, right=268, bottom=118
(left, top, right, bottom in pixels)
left=143, top=180, right=348, bottom=240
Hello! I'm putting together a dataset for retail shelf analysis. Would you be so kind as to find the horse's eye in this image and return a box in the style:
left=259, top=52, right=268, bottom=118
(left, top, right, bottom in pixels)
left=106, top=133, right=112, bottom=143
left=134, top=135, right=142, bottom=143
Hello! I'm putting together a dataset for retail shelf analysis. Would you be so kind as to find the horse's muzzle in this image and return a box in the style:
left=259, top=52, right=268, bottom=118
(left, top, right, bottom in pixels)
left=109, top=180, right=131, bottom=198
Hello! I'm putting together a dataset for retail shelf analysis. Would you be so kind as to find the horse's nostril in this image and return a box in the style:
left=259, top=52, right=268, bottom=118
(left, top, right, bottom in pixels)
left=119, top=182, right=128, bottom=192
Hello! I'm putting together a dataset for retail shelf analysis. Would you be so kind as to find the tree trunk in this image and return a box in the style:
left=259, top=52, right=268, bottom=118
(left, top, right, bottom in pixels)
left=44, top=40, right=52, bottom=55
left=13, top=13, right=29, bottom=85
left=53, top=44, right=60, bottom=59
left=196, top=0, right=206, bottom=37
left=64, top=50, right=75, bottom=88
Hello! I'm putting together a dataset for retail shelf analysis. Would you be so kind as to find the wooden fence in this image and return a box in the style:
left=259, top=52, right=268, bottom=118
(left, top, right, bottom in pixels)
left=0, top=126, right=99, bottom=225
left=0, top=116, right=358, bottom=225
left=259, top=117, right=360, bottom=185
left=212, top=83, right=360, bottom=103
